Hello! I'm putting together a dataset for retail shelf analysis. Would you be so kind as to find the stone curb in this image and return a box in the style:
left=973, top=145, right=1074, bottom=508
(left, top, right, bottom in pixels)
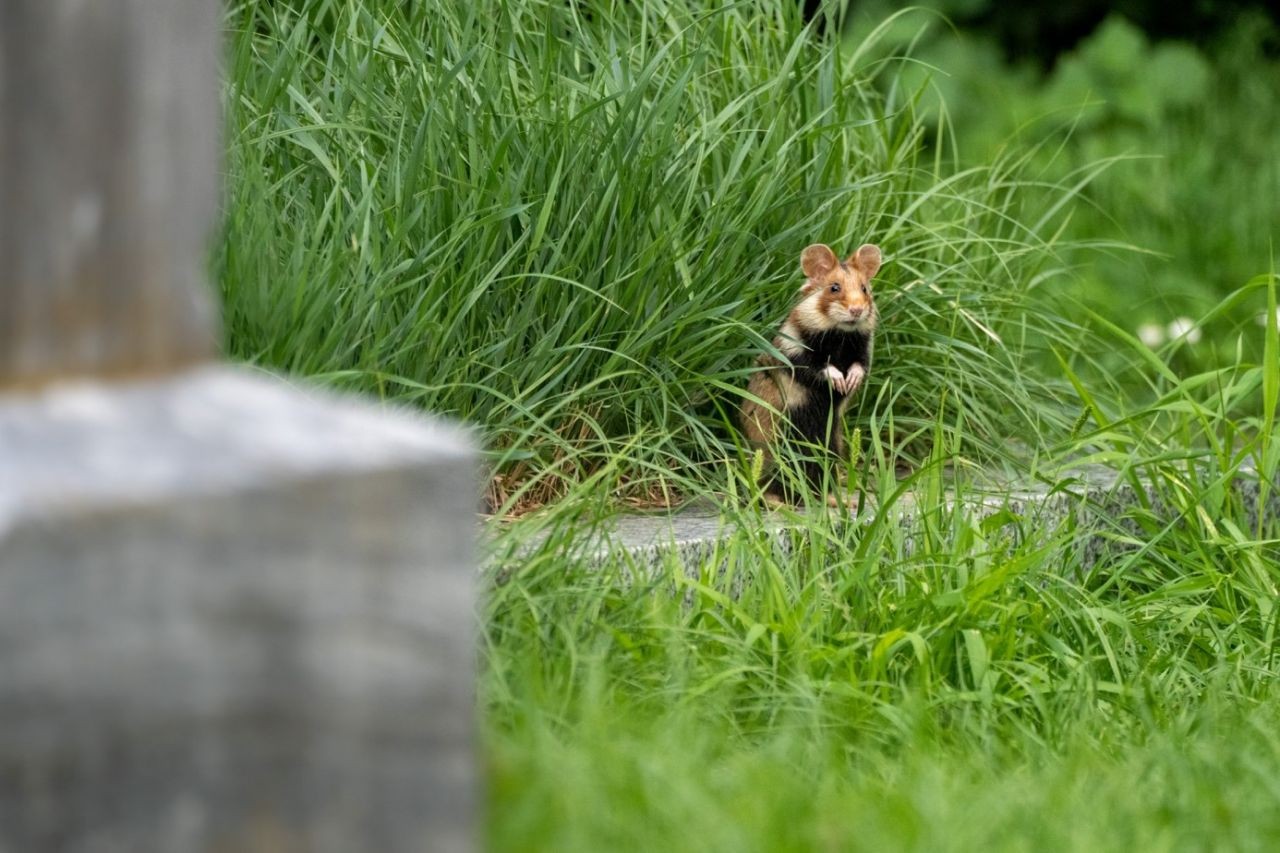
left=492, top=463, right=1277, bottom=583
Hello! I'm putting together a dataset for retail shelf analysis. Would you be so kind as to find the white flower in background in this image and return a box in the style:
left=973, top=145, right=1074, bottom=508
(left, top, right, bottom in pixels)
left=1167, top=316, right=1201, bottom=344
left=1137, top=323, right=1165, bottom=347
left=1257, top=307, right=1280, bottom=327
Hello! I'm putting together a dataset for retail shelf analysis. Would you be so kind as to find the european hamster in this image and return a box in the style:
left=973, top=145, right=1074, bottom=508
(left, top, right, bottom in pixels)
left=741, top=242, right=882, bottom=504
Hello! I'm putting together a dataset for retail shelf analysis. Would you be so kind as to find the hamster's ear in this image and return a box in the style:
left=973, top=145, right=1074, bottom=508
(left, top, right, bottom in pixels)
left=801, top=244, right=838, bottom=280
left=849, top=244, right=882, bottom=280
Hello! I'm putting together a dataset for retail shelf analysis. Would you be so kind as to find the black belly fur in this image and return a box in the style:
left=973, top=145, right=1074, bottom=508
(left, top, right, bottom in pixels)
left=785, top=327, right=871, bottom=447
left=763, top=328, right=871, bottom=500
left=794, top=328, right=871, bottom=376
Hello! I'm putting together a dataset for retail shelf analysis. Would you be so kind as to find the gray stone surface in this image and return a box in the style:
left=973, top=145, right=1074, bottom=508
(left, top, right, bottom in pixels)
left=0, top=367, right=477, bottom=853
left=0, top=0, right=220, bottom=387
left=500, top=463, right=1275, bottom=586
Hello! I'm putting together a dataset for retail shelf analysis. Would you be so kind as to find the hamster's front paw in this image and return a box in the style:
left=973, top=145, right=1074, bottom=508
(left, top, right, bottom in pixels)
left=844, top=364, right=866, bottom=394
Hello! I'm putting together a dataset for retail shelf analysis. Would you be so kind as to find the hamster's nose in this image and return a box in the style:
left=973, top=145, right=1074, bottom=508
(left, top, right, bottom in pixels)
left=847, top=307, right=863, bottom=320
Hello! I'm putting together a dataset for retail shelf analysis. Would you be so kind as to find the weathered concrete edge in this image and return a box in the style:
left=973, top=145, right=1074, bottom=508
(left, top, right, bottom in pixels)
left=0, top=364, right=477, bottom=536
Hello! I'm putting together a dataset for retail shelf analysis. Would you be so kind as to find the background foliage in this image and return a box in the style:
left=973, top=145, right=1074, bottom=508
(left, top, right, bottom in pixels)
left=853, top=2, right=1280, bottom=381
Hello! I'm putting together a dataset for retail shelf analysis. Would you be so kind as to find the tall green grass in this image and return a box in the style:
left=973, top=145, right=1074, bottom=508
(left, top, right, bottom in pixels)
left=219, top=0, right=1108, bottom=511
left=485, top=287, right=1280, bottom=849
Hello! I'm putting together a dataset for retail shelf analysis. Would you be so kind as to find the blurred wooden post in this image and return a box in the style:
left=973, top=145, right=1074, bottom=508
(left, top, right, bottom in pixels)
left=0, top=2, right=477, bottom=851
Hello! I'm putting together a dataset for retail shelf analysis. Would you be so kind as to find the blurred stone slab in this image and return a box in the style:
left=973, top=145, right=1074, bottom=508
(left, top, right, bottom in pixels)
left=0, top=366, right=476, bottom=853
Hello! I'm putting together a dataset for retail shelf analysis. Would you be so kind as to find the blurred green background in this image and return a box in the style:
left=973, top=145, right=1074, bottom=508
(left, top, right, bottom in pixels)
left=842, top=0, right=1279, bottom=378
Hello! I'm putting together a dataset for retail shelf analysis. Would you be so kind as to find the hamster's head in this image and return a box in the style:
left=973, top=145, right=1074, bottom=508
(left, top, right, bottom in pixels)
left=793, top=243, right=882, bottom=333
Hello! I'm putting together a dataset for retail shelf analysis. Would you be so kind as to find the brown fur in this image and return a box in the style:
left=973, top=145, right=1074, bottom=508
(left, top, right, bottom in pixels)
left=741, top=352, right=805, bottom=468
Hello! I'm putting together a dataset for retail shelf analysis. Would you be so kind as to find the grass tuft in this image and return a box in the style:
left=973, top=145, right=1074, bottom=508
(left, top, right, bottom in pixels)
left=220, top=0, right=1111, bottom=511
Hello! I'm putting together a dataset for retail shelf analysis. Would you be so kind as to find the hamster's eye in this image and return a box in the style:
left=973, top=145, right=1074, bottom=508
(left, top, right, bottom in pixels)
left=861, top=285, right=869, bottom=296
left=829, top=284, right=841, bottom=294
